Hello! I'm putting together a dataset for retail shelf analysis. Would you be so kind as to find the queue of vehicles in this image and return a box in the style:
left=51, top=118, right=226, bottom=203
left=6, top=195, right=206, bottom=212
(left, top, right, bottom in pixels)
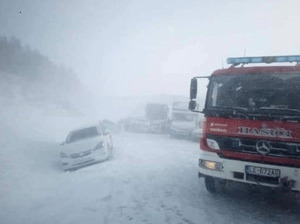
left=59, top=102, right=202, bottom=171
left=120, top=102, right=203, bottom=139
left=59, top=54, right=300, bottom=197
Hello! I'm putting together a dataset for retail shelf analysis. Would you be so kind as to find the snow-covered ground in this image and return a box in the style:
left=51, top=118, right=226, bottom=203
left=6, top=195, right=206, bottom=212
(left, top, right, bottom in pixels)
left=1, top=128, right=300, bottom=224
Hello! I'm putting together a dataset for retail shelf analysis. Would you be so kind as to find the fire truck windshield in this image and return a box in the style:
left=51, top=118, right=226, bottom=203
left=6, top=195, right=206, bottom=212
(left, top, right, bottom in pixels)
left=205, top=73, right=300, bottom=119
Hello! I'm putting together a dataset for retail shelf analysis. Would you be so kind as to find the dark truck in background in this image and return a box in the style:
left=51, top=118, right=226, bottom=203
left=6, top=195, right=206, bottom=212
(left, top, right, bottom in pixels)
left=189, top=55, right=300, bottom=193
left=145, top=103, right=170, bottom=134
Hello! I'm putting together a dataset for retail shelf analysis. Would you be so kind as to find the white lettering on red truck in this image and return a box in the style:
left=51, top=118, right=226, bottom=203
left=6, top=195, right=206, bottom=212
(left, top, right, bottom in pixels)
left=238, top=126, right=292, bottom=138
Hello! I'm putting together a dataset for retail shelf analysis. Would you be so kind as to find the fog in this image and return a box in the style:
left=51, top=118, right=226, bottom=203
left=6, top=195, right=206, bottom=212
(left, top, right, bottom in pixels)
left=2, top=0, right=300, bottom=98
left=0, top=0, right=300, bottom=139
left=0, top=0, right=299, bottom=140
left=2, top=1, right=300, bottom=223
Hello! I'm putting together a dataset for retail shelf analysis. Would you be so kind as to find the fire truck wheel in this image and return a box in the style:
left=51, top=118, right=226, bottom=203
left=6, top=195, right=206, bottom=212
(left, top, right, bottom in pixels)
left=204, top=176, right=226, bottom=194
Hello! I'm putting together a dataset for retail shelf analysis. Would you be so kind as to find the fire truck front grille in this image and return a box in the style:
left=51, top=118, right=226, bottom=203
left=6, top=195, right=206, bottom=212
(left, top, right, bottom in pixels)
left=207, top=134, right=300, bottom=159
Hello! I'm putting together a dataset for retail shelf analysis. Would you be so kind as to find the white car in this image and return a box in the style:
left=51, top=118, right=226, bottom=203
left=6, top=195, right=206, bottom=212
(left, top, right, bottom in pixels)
left=60, top=124, right=113, bottom=171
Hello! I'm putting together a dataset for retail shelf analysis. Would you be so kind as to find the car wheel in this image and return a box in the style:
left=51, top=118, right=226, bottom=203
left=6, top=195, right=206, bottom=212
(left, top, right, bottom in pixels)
left=204, top=176, right=226, bottom=194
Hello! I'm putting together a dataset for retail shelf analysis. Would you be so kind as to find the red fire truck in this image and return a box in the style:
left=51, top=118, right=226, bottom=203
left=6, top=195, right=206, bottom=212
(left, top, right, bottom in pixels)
left=189, top=55, right=300, bottom=193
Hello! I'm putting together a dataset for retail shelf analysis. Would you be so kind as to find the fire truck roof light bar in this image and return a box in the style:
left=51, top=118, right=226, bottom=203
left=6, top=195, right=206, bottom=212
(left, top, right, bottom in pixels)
left=227, top=55, right=300, bottom=65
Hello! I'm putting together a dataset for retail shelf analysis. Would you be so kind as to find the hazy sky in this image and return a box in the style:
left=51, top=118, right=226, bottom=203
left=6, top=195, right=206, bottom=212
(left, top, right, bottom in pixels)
left=1, top=0, right=300, bottom=97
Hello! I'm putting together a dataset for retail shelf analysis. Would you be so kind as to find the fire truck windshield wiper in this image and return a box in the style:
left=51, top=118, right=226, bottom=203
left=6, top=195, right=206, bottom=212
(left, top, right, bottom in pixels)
left=259, top=107, right=300, bottom=115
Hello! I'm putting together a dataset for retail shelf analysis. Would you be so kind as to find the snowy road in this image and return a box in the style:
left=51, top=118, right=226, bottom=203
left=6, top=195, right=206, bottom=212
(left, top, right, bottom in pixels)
left=1, top=132, right=300, bottom=224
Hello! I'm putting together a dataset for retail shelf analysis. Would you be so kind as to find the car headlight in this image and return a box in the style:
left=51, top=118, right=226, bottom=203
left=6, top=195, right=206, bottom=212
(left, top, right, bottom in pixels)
left=94, top=142, right=104, bottom=150
left=60, top=152, right=69, bottom=158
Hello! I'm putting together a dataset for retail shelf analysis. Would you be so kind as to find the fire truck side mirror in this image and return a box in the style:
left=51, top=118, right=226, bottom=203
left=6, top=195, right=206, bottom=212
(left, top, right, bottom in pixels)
left=189, top=100, right=197, bottom=111
left=190, top=78, right=197, bottom=100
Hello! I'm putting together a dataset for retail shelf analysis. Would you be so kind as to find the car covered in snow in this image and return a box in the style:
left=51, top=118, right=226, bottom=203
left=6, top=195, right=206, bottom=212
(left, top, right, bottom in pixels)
left=60, top=124, right=113, bottom=171
left=122, top=117, right=151, bottom=133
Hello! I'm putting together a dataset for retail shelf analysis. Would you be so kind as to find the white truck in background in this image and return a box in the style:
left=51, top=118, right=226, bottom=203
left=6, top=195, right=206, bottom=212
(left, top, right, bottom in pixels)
left=169, top=101, right=201, bottom=140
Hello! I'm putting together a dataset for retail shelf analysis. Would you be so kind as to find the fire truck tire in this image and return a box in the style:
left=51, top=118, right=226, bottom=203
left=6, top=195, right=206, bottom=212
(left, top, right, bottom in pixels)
left=204, top=176, right=226, bottom=194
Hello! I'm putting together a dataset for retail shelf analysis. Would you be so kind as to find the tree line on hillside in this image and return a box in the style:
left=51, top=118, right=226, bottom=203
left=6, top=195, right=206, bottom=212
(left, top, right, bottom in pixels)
left=0, top=36, right=84, bottom=107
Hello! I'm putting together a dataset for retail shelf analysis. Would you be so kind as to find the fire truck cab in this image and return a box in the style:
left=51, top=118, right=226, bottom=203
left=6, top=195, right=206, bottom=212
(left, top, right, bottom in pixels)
left=189, top=55, right=300, bottom=193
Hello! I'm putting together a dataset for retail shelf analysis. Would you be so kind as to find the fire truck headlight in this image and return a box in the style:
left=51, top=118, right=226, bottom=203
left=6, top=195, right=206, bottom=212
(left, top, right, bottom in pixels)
left=199, top=159, right=223, bottom=171
left=206, top=138, right=220, bottom=150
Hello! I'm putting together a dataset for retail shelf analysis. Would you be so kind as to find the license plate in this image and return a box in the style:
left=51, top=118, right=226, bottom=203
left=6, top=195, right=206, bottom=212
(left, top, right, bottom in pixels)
left=245, top=165, right=280, bottom=178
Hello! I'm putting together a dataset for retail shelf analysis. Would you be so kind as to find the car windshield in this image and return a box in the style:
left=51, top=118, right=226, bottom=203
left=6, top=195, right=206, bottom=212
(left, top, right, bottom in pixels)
left=66, top=126, right=99, bottom=143
left=206, top=73, right=300, bottom=118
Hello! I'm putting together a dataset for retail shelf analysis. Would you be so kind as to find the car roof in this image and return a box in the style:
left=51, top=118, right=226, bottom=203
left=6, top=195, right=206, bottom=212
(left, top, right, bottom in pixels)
left=69, top=123, right=100, bottom=133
